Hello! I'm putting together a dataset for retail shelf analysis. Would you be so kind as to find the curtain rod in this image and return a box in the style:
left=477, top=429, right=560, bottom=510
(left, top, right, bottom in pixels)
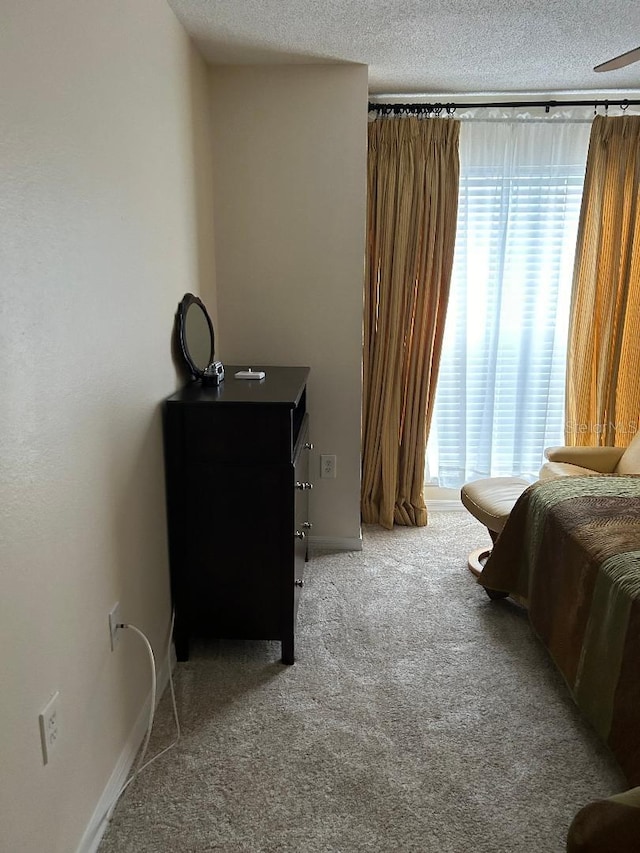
left=368, top=98, right=640, bottom=116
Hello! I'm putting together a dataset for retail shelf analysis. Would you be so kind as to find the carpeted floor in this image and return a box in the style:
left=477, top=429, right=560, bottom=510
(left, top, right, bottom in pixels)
left=98, top=513, right=626, bottom=852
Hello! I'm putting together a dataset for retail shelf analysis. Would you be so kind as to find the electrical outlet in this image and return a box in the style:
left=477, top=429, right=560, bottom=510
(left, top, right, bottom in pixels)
left=39, top=691, right=60, bottom=765
left=109, top=602, right=121, bottom=651
left=320, top=454, right=337, bottom=479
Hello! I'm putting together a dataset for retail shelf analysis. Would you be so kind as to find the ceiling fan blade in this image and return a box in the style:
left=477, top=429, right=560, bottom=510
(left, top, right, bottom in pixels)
left=594, top=46, right=640, bottom=72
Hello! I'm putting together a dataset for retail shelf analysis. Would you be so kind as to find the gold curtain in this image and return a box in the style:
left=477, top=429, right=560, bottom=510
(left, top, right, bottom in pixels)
left=566, top=114, right=640, bottom=447
left=361, top=117, right=460, bottom=529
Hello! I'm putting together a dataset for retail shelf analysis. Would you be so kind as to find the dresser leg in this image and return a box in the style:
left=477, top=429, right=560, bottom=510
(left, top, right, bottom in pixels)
left=281, top=637, right=295, bottom=665
left=174, top=628, right=190, bottom=662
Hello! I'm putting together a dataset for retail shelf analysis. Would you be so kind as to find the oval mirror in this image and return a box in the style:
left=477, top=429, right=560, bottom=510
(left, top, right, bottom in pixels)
left=176, top=293, right=215, bottom=379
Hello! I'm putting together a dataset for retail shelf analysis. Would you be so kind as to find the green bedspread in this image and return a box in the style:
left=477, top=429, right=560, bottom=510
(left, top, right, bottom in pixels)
left=479, top=475, right=640, bottom=784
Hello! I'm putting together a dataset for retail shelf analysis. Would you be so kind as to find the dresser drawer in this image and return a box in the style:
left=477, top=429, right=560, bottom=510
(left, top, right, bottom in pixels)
left=183, top=406, right=292, bottom=464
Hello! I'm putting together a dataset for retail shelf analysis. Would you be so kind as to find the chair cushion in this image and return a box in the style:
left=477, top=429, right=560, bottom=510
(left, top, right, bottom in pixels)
left=460, top=477, right=530, bottom=534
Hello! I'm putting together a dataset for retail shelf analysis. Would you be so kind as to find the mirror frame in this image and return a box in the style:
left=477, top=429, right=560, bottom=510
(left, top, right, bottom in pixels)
left=176, top=293, right=215, bottom=380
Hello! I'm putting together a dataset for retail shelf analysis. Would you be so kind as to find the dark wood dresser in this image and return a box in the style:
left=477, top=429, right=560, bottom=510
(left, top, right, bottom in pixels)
left=162, top=366, right=312, bottom=664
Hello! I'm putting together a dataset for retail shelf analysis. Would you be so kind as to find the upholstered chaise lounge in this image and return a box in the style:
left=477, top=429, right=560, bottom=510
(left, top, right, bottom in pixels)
left=460, top=476, right=530, bottom=577
left=539, top=429, right=640, bottom=480
left=566, top=786, right=640, bottom=852
left=461, top=430, right=640, bottom=577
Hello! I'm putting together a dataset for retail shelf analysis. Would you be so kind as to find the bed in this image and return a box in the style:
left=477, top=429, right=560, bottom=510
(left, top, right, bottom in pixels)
left=478, top=474, right=640, bottom=785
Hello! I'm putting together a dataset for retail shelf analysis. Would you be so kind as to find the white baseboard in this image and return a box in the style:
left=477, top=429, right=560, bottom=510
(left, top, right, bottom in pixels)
left=76, top=645, right=175, bottom=853
left=426, top=499, right=465, bottom=511
left=309, top=535, right=363, bottom=551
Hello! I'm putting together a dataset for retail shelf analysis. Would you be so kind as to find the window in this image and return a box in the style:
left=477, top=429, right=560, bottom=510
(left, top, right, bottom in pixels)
left=427, top=118, right=591, bottom=488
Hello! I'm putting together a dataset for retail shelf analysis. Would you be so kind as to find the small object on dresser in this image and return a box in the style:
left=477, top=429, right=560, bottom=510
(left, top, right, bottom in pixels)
left=235, top=368, right=266, bottom=380
left=203, top=361, right=225, bottom=385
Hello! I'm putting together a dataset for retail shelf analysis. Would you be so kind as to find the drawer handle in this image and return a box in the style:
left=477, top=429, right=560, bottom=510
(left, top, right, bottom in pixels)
left=295, top=530, right=306, bottom=540
left=294, top=579, right=304, bottom=588
left=304, top=442, right=314, bottom=450
left=302, top=521, right=313, bottom=530
left=295, top=481, right=313, bottom=490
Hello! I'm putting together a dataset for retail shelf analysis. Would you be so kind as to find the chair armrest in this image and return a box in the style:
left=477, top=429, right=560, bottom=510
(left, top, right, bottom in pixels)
left=567, top=786, right=640, bottom=852
left=543, top=445, right=625, bottom=473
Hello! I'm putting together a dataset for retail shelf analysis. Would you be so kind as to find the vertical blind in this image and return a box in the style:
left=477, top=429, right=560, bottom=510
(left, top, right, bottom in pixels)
left=427, top=117, right=592, bottom=488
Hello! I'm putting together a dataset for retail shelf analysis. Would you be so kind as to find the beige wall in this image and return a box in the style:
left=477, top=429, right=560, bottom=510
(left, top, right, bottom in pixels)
left=0, top=1, right=215, bottom=851
left=209, top=65, right=368, bottom=546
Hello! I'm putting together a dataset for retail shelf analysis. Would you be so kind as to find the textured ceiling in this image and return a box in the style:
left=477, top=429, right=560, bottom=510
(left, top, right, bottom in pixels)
left=167, top=0, right=640, bottom=95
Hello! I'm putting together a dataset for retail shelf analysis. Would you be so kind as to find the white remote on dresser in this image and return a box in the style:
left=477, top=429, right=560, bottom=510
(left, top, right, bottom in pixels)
left=235, top=368, right=266, bottom=380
